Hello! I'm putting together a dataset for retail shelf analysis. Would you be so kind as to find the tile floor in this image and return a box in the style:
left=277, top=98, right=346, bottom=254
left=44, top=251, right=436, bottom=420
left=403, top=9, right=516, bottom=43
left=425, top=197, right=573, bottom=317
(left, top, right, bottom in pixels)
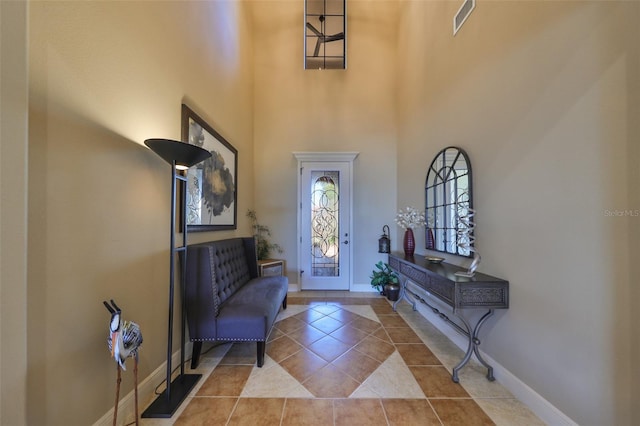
left=141, top=292, right=544, bottom=426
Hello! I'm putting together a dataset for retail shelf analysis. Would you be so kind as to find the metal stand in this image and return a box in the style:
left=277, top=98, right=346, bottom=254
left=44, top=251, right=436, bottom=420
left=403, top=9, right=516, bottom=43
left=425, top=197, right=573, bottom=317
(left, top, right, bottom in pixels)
left=141, top=374, right=201, bottom=418
left=452, top=308, right=495, bottom=383
left=394, top=277, right=496, bottom=383
left=141, top=151, right=206, bottom=418
left=392, top=275, right=416, bottom=312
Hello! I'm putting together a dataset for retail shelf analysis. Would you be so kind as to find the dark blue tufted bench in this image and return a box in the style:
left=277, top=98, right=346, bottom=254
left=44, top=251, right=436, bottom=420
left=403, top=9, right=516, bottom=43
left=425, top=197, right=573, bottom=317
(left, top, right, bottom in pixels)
left=184, top=237, right=288, bottom=368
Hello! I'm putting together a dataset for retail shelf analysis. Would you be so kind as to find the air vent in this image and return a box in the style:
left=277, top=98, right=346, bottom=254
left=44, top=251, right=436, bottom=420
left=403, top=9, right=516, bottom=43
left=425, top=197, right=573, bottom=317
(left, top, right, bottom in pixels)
left=453, top=0, right=475, bottom=35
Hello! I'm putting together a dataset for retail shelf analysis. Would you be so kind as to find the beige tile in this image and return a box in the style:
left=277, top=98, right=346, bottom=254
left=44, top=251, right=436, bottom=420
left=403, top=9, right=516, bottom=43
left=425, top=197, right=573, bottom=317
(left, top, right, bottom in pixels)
left=409, top=366, right=470, bottom=398
left=334, top=399, right=388, bottom=426
left=455, top=364, right=514, bottom=398
left=227, top=398, right=285, bottom=426
left=381, top=398, right=441, bottom=425
left=430, top=398, right=495, bottom=426
left=341, top=305, right=380, bottom=322
left=426, top=340, right=467, bottom=371
left=361, top=351, right=426, bottom=399
left=311, top=304, right=341, bottom=315
left=475, top=398, right=546, bottom=426
left=174, top=397, right=237, bottom=426
left=350, top=382, right=383, bottom=398
left=241, top=361, right=303, bottom=397
left=284, top=384, right=316, bottom=398
left=281, top=398, right=334, bottom=426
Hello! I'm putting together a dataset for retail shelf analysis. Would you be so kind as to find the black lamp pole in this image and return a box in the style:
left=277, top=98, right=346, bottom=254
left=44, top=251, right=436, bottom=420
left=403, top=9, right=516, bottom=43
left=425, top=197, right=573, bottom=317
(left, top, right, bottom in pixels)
left=141, top=139, right=211, bottom=418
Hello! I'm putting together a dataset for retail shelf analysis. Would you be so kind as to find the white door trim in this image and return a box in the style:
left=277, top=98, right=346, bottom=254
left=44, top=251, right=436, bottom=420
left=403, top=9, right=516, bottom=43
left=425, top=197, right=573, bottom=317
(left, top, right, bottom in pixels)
left=293, top=152, right=359, bottom=291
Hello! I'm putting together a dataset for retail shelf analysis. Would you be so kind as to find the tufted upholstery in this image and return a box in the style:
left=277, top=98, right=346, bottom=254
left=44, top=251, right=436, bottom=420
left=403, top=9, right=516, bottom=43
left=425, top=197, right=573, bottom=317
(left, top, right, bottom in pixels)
left=210, top=239, right=251, bottom=308
left=184, top=237, right=288, bottom=368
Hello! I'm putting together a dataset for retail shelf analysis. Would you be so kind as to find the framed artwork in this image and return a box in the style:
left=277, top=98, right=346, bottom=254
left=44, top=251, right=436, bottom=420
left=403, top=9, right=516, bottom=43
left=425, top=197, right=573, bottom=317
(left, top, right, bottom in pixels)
left=181, top=104, right=237, bottom=231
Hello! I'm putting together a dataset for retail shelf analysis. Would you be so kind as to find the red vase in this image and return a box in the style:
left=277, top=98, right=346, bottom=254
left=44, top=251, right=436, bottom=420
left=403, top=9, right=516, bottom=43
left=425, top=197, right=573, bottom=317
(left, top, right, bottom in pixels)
left=403, top=228, right=415, bottom=256
left=426, top=227, right=435, bottom=249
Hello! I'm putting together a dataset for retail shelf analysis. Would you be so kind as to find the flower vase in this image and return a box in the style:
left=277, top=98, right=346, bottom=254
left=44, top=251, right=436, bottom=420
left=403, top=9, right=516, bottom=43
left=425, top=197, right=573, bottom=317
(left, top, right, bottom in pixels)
left=403, top=228, right=415, bottom=256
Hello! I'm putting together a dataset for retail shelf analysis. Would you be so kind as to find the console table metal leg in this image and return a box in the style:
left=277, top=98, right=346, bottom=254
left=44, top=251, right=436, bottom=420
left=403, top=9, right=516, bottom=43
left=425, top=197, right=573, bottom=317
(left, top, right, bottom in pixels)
left=393, top=275, right=416, bottom=312
left=452, top=309, right=495, bottom=383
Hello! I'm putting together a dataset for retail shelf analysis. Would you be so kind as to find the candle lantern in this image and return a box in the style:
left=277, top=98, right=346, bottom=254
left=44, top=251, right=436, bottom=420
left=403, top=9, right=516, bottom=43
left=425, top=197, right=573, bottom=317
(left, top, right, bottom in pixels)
left=378, top=225, right=390, bottom=253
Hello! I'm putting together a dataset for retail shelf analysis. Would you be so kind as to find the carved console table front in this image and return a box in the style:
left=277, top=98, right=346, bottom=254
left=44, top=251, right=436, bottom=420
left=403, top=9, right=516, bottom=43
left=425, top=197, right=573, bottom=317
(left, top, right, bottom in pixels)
left=388, top=252, right=509, bottom=382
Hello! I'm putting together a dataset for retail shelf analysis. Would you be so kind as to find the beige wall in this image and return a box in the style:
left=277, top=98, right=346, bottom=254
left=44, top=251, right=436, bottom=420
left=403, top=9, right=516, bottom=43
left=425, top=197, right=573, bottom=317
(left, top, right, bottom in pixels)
left=397, top=1, right=639, bottom=424
left=3, top=0, right=637, bottom=424
left=252, top=0, right=400, bottom=286
left=28, top=1, right=254, bottom=424
left=0, top=0, right=29, bottom=424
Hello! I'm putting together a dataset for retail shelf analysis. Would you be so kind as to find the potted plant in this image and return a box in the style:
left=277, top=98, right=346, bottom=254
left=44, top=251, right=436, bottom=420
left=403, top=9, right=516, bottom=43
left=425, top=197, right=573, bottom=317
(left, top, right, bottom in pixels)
left=247, top=210, right=283, bottom=260
left=370, top=261, right=400, bottom=301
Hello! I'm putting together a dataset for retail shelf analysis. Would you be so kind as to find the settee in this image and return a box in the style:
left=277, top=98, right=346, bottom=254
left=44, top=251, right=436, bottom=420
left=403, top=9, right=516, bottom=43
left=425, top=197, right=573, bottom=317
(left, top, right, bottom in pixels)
left=184, top=237, right=288, bottom=368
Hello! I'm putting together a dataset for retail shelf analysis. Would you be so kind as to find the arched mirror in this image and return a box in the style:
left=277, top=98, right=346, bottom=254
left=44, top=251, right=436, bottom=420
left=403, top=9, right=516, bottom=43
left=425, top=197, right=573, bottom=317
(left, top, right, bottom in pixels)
left=425, top=146, right=473, bottom=257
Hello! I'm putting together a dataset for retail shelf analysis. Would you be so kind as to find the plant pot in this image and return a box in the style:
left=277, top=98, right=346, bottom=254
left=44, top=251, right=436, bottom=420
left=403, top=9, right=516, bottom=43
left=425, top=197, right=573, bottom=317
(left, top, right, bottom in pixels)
left=384, top=283, right=400, bottom=302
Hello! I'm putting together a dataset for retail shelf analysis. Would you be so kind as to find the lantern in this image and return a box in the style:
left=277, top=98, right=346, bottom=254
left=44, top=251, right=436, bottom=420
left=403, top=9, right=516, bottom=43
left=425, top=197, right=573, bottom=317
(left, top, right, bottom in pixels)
left=378, top=225, right=390, bottom=253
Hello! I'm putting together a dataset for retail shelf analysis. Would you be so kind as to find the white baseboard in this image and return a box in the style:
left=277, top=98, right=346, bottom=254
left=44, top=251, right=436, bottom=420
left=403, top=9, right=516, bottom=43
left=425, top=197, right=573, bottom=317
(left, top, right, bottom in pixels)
left=406, top=285, right=577, bottom=426
left=350, top=283, right=374, bottom=292
left=288, top=283, right=376, bottom=293
left=93, top=343, right=193, bottom=426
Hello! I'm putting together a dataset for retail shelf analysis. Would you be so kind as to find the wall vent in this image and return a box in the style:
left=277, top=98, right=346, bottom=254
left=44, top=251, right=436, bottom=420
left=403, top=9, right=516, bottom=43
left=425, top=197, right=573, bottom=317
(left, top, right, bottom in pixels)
left=453, top=0, right=475, bottom=35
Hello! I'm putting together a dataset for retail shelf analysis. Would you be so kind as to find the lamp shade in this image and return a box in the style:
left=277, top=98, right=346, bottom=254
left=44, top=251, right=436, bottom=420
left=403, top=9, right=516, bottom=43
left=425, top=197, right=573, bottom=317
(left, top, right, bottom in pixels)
left=144, top=138, right=211, bottom=168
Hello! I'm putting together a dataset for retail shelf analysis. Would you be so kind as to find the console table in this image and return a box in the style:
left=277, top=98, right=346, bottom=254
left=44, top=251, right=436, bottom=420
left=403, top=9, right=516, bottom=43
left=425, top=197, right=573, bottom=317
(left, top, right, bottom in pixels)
left=388, top=252, right=509, bottom=382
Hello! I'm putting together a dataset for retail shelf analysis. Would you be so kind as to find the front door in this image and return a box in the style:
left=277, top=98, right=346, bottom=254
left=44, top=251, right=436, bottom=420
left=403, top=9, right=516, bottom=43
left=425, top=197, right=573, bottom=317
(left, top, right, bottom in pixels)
left=299, top=161, right=352, bottom=290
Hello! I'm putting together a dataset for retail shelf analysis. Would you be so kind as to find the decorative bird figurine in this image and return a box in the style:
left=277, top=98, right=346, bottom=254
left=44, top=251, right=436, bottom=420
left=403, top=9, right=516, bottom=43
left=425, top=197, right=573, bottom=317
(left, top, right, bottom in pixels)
left=105, top=300, right=143, bottom=370
left=104, top=300, right=143, bottom=426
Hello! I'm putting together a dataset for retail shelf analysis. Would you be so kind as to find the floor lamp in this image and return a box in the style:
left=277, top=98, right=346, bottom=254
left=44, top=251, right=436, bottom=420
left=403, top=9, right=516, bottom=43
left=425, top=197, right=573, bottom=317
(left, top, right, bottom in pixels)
left=141, top=138, right=211, bottom=418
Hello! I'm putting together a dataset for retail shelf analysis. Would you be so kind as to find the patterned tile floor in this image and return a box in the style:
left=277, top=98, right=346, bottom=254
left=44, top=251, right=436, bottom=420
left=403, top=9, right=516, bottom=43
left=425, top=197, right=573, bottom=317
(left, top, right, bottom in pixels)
left=140, top=292, right=544, bottom=426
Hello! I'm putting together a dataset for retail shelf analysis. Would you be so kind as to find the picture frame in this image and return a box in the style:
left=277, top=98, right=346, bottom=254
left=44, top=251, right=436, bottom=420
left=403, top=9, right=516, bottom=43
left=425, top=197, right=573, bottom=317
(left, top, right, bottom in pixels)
left=181, top=104, right=237, bottom=231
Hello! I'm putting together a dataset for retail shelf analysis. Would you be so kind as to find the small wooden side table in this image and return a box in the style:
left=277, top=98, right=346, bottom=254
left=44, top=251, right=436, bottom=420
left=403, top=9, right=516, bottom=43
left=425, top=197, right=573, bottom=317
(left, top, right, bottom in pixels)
left=258, top=259, right=285, bottom=277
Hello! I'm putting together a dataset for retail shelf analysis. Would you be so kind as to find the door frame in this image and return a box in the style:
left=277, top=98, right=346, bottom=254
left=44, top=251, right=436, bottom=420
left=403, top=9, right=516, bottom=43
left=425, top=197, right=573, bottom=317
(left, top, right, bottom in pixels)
left=293, top=152, right=359, bottom=291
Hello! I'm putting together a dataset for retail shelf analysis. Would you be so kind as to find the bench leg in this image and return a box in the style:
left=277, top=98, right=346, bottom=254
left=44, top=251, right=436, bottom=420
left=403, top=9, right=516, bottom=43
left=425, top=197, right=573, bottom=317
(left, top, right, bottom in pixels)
left=191, top=341, right=203, bottom=369
left=282, top=294, right=287, bottom=310
left=257, top=341, right=265, bottom=367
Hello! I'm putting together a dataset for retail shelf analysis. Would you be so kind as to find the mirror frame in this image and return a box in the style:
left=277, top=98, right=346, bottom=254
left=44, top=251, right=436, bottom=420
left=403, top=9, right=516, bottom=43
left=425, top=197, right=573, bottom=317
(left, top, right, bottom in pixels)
left=425, top=146, right=474, bottom=257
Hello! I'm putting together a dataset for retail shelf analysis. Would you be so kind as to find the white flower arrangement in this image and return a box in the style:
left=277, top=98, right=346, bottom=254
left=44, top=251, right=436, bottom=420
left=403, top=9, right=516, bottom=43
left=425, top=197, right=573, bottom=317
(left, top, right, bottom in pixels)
left=394, top=206, right=426, bottom=229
